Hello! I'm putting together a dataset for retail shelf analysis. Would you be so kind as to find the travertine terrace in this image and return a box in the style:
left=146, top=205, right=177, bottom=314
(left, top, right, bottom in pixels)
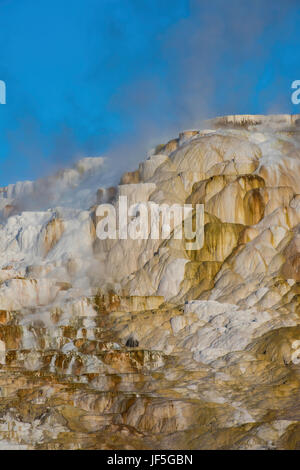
left=0, top=115, right=300, bottom=449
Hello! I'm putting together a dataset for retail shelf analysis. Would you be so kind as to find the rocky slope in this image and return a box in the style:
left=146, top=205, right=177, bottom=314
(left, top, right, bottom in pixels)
left=0, top=114, right=300, bottom=449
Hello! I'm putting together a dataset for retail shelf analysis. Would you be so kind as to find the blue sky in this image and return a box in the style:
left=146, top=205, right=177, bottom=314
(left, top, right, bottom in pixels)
left=0, top=0, right=300, bottom=185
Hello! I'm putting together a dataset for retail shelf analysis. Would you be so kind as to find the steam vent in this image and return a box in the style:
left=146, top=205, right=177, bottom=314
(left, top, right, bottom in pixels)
left=0, top=115, right=300, bottom=449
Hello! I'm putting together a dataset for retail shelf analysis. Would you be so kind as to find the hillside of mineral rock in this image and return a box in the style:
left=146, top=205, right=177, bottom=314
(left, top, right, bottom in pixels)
left=0, top=114, right=300, bottom=449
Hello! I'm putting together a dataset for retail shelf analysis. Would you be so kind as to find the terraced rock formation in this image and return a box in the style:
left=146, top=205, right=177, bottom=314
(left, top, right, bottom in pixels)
left=0, top=115, right=300, bottom=449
